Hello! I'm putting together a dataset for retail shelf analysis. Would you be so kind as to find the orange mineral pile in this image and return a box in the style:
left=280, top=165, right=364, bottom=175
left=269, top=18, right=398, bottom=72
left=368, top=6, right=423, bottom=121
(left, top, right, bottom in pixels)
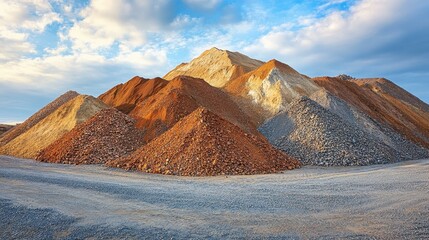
left=107, top=107, right=300, bottom=176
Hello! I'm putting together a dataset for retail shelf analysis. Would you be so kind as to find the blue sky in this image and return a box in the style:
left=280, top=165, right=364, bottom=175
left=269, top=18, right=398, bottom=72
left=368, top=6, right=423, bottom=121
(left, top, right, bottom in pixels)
left=1, top=0, right=428, bottom=123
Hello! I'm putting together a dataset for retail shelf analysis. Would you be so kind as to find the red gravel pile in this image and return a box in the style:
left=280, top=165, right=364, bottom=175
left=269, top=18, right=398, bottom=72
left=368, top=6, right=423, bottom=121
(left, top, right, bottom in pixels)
left=130, top=75, right=260, bottom=142
left=107, top=107, right=300, bottom=176
left=98, top=76, right=168, bottom=114
left=37, top=108, right=145, bottom=164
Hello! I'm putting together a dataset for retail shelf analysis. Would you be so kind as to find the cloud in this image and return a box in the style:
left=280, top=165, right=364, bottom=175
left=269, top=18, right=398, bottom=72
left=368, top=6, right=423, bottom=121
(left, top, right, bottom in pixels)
left=0, top=0, right=61, bottom=32
left=0, top=48, right=168, bottom=94
left=0, top=44, right=168, bottom=123
left=67, top=0, right=178, bottom=51
left=0, top=0, right=61, bottom=62
left=245, top=0, right=429, bottom=78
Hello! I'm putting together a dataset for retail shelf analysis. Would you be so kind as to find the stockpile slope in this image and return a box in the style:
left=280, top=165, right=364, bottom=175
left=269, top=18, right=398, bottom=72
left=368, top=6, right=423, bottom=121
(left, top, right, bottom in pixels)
left=313, top=76, right=429, bottom=148
left=107, top=107, right=300, bottom=176
left=98, top=76, right=167, bottom=114
left=309, top=90, right=429, bottom=160
left=224, top=60, right=321, bottom=124
left=0, top=91, right=79, bottom=146
left=0, top=124, right=14, bottom=136
left=353, top=78, right=429, bottom=144
left=259, top=97, right=400, bottom=166
left=0, top=95, right=107, bottom=159
left=355, top=78, right=429, bottom=112
left=129, top=75, right=259, bottom=142
left=164, top=47, right=264, bottom=88
left=37, top=108, right=145, bottom=164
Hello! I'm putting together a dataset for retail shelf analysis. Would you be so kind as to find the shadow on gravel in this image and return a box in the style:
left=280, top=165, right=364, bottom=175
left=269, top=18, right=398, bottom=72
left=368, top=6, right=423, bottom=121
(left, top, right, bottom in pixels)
left=0, top=198, right=385, bottom=240
left=0, top=198, right=197, bottom=239
left=0, top=198, right=304, bottom=239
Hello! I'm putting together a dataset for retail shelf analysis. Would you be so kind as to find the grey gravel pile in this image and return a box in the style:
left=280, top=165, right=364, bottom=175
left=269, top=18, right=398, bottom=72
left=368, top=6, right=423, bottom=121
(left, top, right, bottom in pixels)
left=310, top=90, right=429, bottom=160
left=259, top=96, right=405, bottom=166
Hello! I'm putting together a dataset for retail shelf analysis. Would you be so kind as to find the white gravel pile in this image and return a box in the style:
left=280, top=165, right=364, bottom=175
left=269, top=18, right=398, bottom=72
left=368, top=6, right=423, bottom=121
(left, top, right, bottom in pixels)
left=259, top=96, right=405, bottom=166
left=310, top=90, right=429, bottom=161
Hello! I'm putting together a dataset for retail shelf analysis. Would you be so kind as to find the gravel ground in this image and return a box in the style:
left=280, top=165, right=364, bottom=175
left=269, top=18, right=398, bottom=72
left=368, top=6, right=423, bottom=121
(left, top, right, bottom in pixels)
left=0, top=155, right=428, bottom=239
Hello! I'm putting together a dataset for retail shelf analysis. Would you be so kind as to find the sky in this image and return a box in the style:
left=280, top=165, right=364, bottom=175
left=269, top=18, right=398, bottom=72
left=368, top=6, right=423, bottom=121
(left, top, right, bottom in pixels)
left=1, top=0, right=428, bottom=123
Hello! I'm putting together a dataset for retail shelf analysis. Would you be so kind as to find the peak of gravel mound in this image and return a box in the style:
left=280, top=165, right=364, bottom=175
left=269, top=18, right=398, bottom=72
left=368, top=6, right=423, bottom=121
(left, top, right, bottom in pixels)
left=313, top=76, right=429, bottom=148
left=107, top=107, right=300, bottom=176
left=336, top=74, right=355, bottom=81
left=0, top=90, right=79, bottom=146
left=224, top=59, right=321, bottom=124
left=310, top=90, right=429, bottom=160
left=0, top=95, right=107, bottom=159
left=163, top=47, right=264, bottom=87
left=98, top=76, right=168, bottom=114
left=37, top=108, right=145, bottom=164
left=259, top=96, right=402, bottom=166
left=130, top=75, right=259, bottom=142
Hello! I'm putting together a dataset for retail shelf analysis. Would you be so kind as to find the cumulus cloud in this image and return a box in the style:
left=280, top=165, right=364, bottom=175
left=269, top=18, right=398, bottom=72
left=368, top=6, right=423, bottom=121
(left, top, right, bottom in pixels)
left=245, top=0, right=429, bottom=78
left=0, top=48, right=167, bottom=93
left=0, top=47, right=168, bottom=122
left=0, top=0, right=61, bottom=62
left=67, top=0, right=177, bottom=50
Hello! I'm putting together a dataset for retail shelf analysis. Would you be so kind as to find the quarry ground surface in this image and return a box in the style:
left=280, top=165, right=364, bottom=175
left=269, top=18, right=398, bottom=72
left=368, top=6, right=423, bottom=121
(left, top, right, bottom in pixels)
left=0, top=155, right=428, bottom=239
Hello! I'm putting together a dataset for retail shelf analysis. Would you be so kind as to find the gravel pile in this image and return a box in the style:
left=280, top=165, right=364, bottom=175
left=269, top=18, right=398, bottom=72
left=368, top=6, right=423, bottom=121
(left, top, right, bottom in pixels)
left=0, top=95, right=107, bottom=159
left=259, top=96, right=402, bottom=166
left=0, top=91, right=79, bottom=146
left=37, top=108, right=146, bottom=164
left=310, top=90, right=429, bottom=160
left=130, top=75, right=260, bottom=142
left=314, top=76, right=429, bottom=149
left=0, top=124, right=14, bottom=136
left=98, top=76, right=168, bottom=114
left=107, top=107, right=300, bottom=176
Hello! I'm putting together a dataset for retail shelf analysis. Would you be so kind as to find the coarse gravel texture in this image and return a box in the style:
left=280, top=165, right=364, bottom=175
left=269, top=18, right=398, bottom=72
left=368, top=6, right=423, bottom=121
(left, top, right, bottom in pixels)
left=259, top=96, right=403, bottom=166
left=108, top=107, right=300, bottom=176
left=313, top=76, right=429, bottom=149
left=309, top=89, right=429, bottom=161
left=1, top=155, right=428, bottom=239
left=36, top=108, right=146, bottom=164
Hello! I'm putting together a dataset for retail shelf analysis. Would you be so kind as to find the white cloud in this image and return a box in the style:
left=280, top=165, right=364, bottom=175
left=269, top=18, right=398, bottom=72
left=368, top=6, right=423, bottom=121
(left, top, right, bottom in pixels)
left=0, top=0, right=61, bottom=32
left=0, top=0, right=61, bottom=62
left=245, top=0, right=429, bottom=77
left=68, top=0, right=176, bottom=51
left=0, top=47, right=168, bottom=94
